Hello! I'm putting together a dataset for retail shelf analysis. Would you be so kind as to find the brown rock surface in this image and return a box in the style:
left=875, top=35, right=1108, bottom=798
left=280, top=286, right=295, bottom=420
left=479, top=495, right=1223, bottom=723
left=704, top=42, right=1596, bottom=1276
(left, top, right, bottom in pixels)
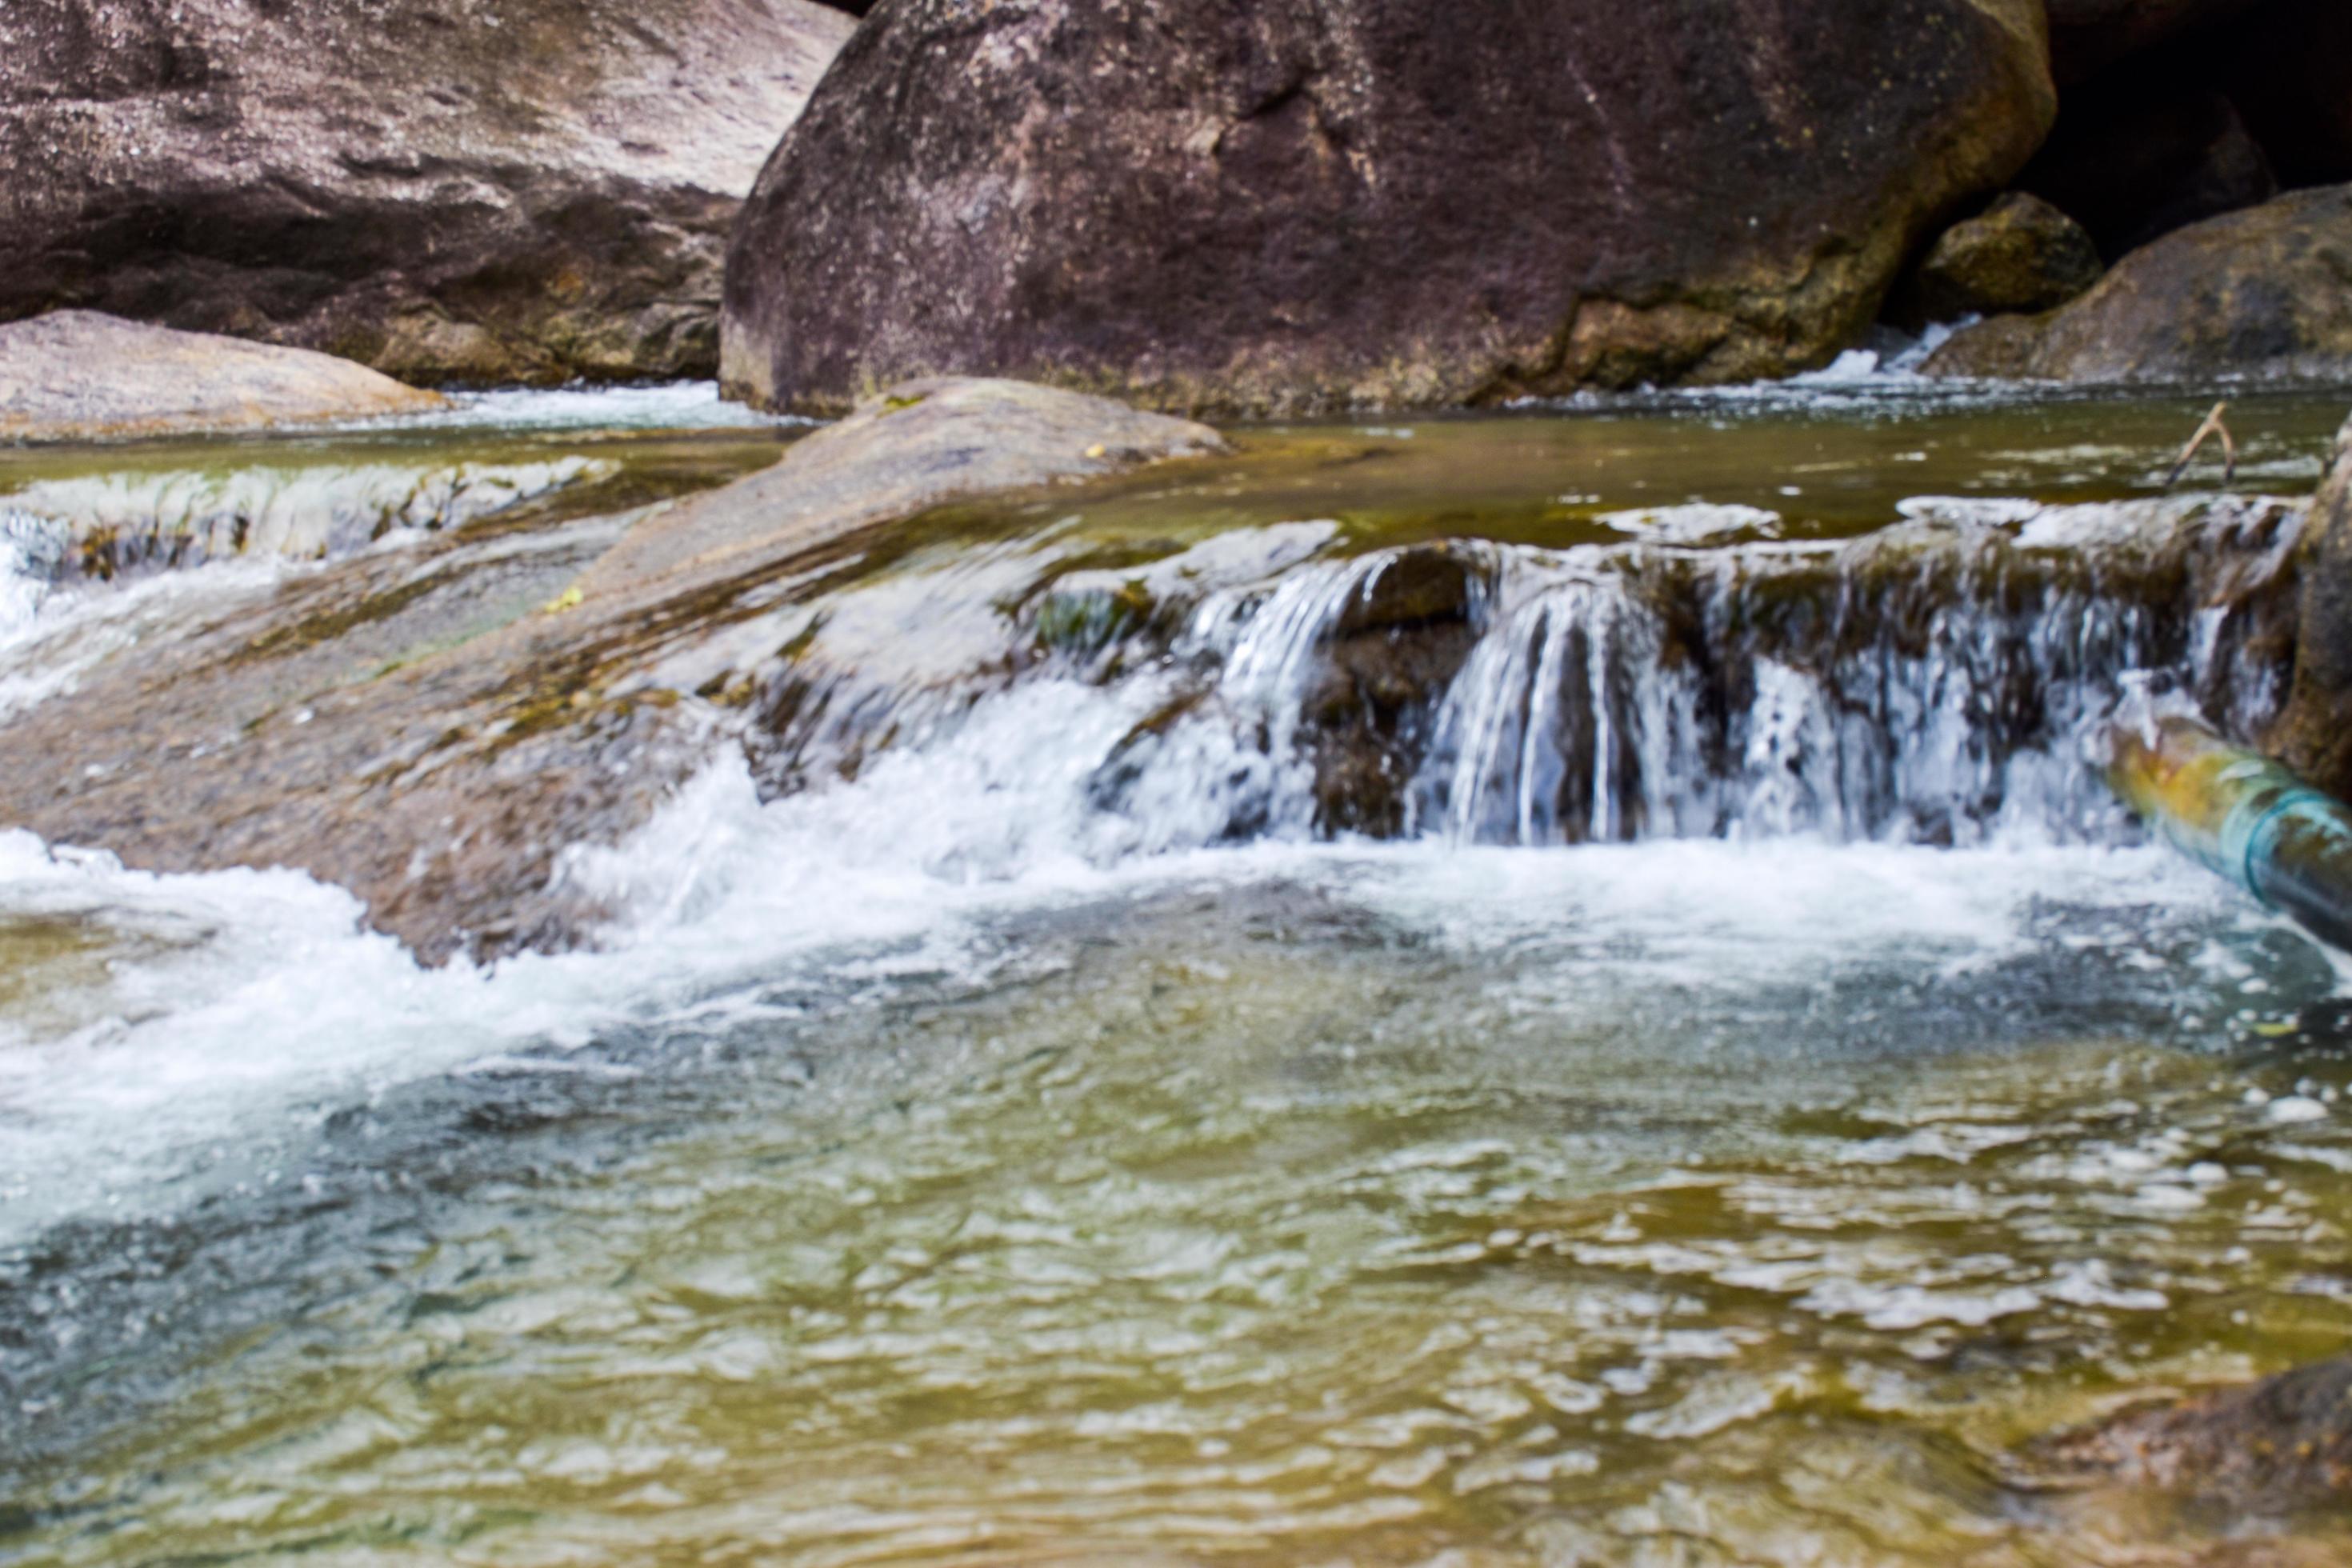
left=0, top=381, right=1222, bottom=962
left=722, top=0, right=2055, bottom=418
left=0, top=0, right=854, bottom=386
left=1923, top=186, right=2352, bottom=382
left=1891, top=193, right=2104, bottom=326
left=2275, top=412, right=2352, bottom=796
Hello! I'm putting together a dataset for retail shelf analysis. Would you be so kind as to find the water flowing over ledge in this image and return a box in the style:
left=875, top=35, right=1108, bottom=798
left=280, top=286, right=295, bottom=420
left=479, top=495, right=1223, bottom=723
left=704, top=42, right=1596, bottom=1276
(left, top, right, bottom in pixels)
left=738, top=494, right=2304, bottom=876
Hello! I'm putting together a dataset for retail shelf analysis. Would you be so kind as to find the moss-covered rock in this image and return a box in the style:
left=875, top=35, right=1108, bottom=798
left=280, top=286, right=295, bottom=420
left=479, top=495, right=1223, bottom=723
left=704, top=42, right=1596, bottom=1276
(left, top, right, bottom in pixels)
left=1891, top=193, right=2104, bottom=326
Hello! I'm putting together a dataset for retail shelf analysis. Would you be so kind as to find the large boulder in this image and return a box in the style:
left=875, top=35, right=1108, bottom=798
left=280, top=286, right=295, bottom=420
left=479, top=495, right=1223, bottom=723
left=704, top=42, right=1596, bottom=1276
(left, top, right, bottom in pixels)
left=0, top=0, right=855, bottom=386
left=722, top=0, right=2056, bottom=418
left=1923, top=185, right=2352, bottom=382
left=0, top=310, right=446, bottom=442
left=0, top=380, right=1222, bottom=962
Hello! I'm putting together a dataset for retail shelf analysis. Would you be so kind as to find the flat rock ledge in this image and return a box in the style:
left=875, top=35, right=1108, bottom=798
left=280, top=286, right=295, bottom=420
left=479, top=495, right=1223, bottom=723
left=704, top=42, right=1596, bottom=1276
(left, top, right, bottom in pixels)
left=0, top=310, right=449, bottom=444
left=0, top=377, right=1224, bottom=963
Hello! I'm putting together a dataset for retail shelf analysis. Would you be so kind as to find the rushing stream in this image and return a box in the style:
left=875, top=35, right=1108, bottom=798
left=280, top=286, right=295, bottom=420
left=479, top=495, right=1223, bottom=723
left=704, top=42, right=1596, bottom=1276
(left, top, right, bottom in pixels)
left=6, top=378, right=2352, bottom=1566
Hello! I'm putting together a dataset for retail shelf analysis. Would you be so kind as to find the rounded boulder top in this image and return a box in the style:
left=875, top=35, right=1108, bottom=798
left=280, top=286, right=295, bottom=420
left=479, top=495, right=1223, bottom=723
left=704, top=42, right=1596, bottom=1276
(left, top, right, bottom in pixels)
left=0, top=310, right=450, bottom=444
left=722, top=0, right=2055, bottom=418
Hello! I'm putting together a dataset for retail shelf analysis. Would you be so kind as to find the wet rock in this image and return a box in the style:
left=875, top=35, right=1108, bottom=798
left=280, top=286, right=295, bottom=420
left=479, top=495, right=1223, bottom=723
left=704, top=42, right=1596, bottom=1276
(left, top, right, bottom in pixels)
left=2019, top=78, right=2278, bottom=262
left=722, top=0, right=2054, bottom=417
left=0, top=380, right=1222, bottom=963
left=0, top=0, right=854, bottom=385
left=1890, top=194, right=2104, bottom=327
left=0, top=310, right=446, bottom=443
left=1306, top=545, right=1486, bottom=835
left=1922, top=186, right=2352, bottom=382
left=2274, top=412, right=2352, bottom=795
left=578, top=380, right=1224, bottom=609
left=2044, top=0, right=2266, bottom=82
left=2227, top=0, right=2352, bottom=188
left=2036, top=1356, right=2352, bottom=1510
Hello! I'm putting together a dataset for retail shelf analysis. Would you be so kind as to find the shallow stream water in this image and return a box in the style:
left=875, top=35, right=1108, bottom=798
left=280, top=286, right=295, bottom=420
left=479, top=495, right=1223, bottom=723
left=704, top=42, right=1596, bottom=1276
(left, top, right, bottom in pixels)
left=6, top=378, right=2352, bottom=1566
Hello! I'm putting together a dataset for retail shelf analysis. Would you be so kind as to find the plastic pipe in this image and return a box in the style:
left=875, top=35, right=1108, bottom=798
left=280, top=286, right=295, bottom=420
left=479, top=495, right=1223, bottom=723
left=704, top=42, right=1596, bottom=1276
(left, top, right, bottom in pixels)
left=2106, top=714, right=2352, bottom=954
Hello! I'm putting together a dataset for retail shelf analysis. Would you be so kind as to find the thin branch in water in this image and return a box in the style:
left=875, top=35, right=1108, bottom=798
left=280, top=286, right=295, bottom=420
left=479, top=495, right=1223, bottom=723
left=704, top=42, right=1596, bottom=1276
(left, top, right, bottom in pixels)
left=2165, top=401, right=2237, bottom=488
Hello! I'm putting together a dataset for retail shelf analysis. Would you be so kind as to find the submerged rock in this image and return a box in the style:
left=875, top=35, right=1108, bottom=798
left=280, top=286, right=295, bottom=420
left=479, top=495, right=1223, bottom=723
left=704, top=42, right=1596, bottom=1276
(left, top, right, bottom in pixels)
left=1923, top=186, right=2352, bottom=382
left=2035, top=1356, right=2352, bottom=1510
left=0, top=0, right=854, bottom=385
left=1891, top=194, right=2104, bottom=326
left=0, top=311, right=446, bottom=443
left=722, top=0, right=2054, bottom=416
left=0, top=380, right=1221, bottom=962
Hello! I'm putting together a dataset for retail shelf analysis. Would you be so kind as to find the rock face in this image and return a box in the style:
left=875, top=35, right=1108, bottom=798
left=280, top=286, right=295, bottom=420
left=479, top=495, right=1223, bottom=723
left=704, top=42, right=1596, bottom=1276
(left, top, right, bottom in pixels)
left=2229, top=0, right=2352, bottom=189
left=2043, top=0, right=2266, bottom=81
left=0, top=310, right=448, bottom=442
left=2020, top=77, right=2277, bottom=262
left=723, top=0, right=2055, bottom=418
left=0, top=0, right=855, bottom=386
left=0, top=381, right=1222, bottom=963
left=1923, top=185, right=2352, bottom=382
left=1891, top=193, right=2103, bottom=326
left=2037, top=1357, right=2352, bottom=1509
left=2276, top=413, right=2352, bottom=797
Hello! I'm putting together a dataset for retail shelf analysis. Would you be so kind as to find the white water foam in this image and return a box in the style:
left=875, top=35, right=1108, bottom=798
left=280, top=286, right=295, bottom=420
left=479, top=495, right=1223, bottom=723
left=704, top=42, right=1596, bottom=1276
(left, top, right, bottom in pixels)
left=331, top=381, right=810, bottom=434
left=2, top=456, right=611, bottom=567
left=0, top=648, right=2294, bottom=1249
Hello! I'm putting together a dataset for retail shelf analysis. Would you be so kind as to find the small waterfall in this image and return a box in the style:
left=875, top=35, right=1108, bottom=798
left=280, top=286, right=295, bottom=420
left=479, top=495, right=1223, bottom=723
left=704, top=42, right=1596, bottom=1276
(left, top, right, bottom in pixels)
left=3, top=458, right=613, bottom=580
left=1423, top=567, right=1664, bottom=845
left=1062, top=495, right=2304, bottom=852
left=0, top=509, right=66, bottom=642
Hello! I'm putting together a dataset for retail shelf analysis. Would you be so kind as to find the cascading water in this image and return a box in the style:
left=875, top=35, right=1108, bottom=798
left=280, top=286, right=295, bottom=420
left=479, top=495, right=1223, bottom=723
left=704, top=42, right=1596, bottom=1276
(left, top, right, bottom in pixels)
left=1051, top=495, right=2304, bottom=860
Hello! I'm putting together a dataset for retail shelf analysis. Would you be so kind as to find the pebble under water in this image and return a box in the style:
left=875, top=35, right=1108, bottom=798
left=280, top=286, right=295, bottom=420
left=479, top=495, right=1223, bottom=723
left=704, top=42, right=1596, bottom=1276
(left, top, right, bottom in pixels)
left=6, top=379, right=2352, bottom=1566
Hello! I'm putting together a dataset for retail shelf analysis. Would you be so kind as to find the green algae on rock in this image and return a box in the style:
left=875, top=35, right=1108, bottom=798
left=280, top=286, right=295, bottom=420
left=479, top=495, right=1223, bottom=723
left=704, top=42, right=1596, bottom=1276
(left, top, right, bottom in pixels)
left=1890, top=193, right=2105, bottom=328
